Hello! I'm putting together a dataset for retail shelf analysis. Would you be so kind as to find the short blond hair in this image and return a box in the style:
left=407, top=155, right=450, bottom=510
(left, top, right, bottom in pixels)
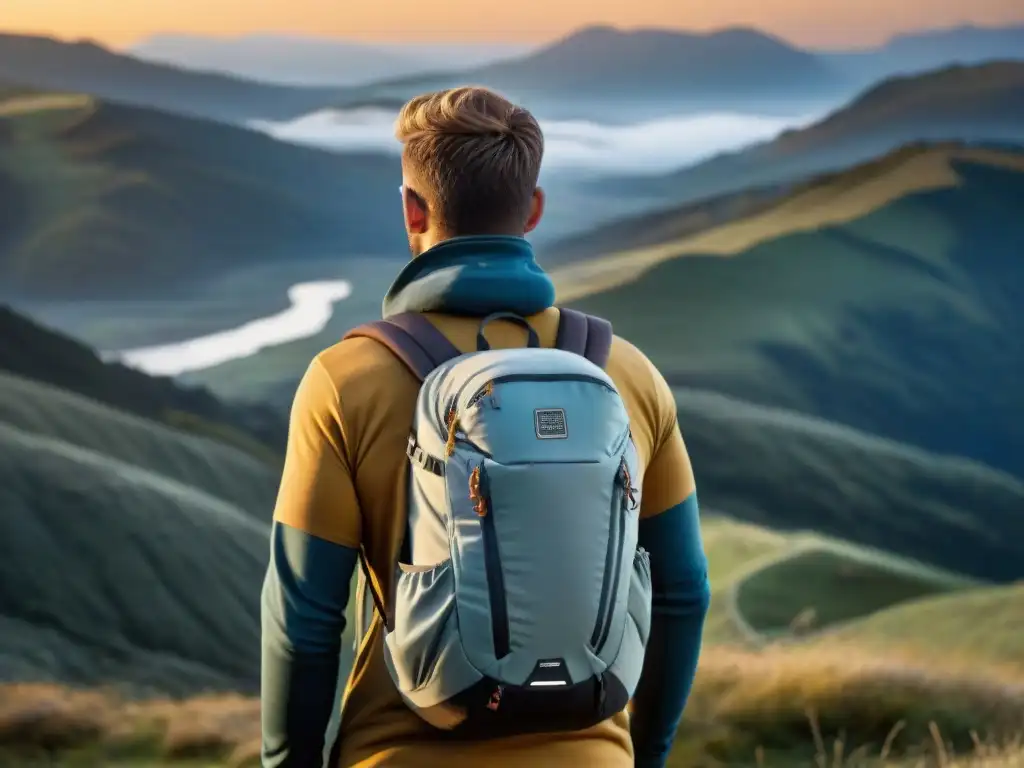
left=395, top=86, right=544, bottom=234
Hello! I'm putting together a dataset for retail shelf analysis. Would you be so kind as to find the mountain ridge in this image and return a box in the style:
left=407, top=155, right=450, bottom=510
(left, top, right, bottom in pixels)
left=590, top=61, right=1024, bottom=206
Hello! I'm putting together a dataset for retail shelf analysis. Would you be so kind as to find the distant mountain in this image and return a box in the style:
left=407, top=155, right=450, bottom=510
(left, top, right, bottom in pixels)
left=558, top=143, right=1024, bottom=482
left=336, top=26, right=851, bottom=120
left=826, top=24, right=1024, bottom=85
left=0, top=87, right=403, bottom=300
left=594, top=62, right=1024, bottom=206
left=0, top=33, right=341, bottom=123
left=130, top=34, right=531, bottom=87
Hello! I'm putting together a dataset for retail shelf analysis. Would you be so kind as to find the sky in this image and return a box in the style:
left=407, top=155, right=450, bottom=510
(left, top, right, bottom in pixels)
left=4, top=0, right=1023, bottom=49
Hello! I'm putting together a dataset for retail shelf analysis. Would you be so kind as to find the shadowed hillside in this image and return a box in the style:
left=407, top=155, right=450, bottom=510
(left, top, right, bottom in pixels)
left=0, top=88, right=402, bottom=300
left=0, top=307, right=285, bottom=694
left=672, top=387, right=1024, bottom=582
left=0, top=34, right=340, bottom=124
left=0, top=420, right=270, bottom=695
left=596, top=62, right=1024, bottom=204
left=561, top=145, right=1024, bottom=480
left=0, top=306, right=364, bottom=701
left=0, top=306, right=285, bottom=456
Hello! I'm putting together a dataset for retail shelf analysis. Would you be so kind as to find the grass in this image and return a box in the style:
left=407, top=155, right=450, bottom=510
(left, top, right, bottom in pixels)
left=3, top=646, right=1024, bottom=767
left=814, top=584, right=1024, bottom=672
left=735, top=548, right=972, bottom=638
left=0, top=420, right=270, bottom=696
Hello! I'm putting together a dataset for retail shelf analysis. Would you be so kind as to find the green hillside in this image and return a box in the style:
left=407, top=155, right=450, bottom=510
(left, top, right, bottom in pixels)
left=0, top=420, right=269, bottom=695
left=595, top=62, right=1024, bottom=206
left=0, top=87, right=402, bottom=300
left=0, top=371, right=276, bottom=516
left=564, top=145, right=1024, bottom=482
left=0, top=305, right=290, bottom=694
left=734, top=547, right=971, bottom=638
left=0, top=305, right=285, bottom=456
left=815, top=582, right=1024, bottom=670
left=672, top=386, right=1024, bottom=583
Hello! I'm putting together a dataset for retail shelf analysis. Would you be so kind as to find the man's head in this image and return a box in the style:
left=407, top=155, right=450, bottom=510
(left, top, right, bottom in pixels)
left=395, top=86, right=545, bottom=257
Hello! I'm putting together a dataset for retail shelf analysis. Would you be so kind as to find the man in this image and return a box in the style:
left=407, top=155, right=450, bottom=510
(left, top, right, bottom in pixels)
left=261, top=86, right=710, bottom=768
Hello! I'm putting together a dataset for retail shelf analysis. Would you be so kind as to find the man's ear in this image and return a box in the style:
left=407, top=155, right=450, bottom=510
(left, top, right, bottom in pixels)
left=524, top=187, right=545, bottom=234
left=403, top=186, right=429, bottom=234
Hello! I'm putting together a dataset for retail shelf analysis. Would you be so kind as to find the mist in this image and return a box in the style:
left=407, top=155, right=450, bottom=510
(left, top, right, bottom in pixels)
left=251, top=106, right=827, bottom=175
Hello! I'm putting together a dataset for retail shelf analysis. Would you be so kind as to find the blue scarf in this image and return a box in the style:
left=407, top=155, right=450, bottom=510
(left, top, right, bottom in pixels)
left=381, top=236, right=556, bottom=319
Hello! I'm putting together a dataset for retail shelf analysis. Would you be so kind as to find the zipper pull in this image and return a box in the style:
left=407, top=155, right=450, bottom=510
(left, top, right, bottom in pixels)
left=469, top=465, right=489, bottom=517
left=482, top=380, right=500, bottom=409
left=618, top=458, right=638, bottom=510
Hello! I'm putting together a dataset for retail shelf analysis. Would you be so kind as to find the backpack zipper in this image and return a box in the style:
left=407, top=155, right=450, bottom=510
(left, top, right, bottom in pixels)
left=464, top=372, right=616, bottom=410
left=471, top=464, right=511, bottom=659
left=590, top=457, right=633, bottom=654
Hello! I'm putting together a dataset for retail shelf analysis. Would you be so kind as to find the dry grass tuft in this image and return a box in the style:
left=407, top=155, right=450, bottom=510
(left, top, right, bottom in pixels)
left=1, top=645, right=1023, bottom=766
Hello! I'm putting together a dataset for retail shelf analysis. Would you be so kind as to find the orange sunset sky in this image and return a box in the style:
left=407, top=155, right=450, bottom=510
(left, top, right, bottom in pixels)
left=4, top=0, right=1024, bottom=48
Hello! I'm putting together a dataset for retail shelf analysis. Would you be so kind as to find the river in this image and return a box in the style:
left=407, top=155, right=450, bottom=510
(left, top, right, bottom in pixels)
left=108, top=280, right=353, bottom=377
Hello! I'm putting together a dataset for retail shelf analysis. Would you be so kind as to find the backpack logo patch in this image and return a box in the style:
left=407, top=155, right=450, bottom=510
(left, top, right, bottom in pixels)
left=534, top=408, right=568, bottom=439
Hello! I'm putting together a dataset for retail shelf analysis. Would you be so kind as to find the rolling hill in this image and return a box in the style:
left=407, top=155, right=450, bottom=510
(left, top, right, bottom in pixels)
left=0, top=305, right=286, bottom=695
left=0, top=304, right=366, bottom=704
left=0, top=33, right=340, bottom=124
left=0, top=305, right=285, bottom=456
left=815, top=582, right=1024, bottom=670
left=335, top=26, right=850, bottom=121
left=595, top=61, right=1024, bottom=205
left=0, top=87, right=403, bottom=300
left=558, top=143, right=1024, bottom=482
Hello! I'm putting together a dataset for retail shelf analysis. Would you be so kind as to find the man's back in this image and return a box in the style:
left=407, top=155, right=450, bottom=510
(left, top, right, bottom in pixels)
left=272, top=307, right=700, bottom=767
left=261, top=87, right=709, bottom=768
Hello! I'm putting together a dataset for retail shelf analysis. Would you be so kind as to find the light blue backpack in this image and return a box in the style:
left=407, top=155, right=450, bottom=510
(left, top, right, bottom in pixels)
left=345, top=309, right=652, bottom=738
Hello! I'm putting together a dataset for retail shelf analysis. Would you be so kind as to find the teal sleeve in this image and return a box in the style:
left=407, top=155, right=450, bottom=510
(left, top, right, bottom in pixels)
left=631, top=492, right=711, bottom=768
left=261, top=521, right=356, bottom=768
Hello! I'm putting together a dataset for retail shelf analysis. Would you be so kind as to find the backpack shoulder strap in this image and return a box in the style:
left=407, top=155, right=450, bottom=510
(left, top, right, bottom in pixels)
left=343, top=311, right=462, bottom=382
left=555, top=308, right=614, bottom=369
left=342, top=312, right=461, bottom=633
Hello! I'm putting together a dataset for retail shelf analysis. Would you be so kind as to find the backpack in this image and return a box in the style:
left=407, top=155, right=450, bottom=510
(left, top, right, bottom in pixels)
left=343, top=308, right=653, bottom=739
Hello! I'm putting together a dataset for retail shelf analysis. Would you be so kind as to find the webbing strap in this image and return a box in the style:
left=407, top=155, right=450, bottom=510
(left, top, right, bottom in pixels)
left=343, top=312, right=462, bottom=382
left=555, top=308, right=614, bottom=368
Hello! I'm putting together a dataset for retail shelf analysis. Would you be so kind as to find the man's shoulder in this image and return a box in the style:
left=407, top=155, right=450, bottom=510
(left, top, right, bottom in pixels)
left=606, top=334, right=670, bottom=399
left=312, top=333, right=418, bottom=408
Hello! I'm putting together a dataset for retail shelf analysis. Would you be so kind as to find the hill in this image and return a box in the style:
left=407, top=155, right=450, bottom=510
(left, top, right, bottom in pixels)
left=816, top=582, right=1024, bottom=671
left=670, top=386, right=1024, bottom=583
left=558, top=144, right=1024, bottom=480
left=596, top=62, right=1024, bottom=205
left=0, top=303, right=365, bottom=701
left=0, top=305, right=285, bottom=456
left=0, top=419, right=271, bottom=695
left=0, top=306, right=289, bottom=694
left=0, top=33, right=340, bottom=124
left=0, top=88, right=402, bottom=300
left=471, top=26, right=845, bottom=104
left=335, top=26, right=849, bottom=121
